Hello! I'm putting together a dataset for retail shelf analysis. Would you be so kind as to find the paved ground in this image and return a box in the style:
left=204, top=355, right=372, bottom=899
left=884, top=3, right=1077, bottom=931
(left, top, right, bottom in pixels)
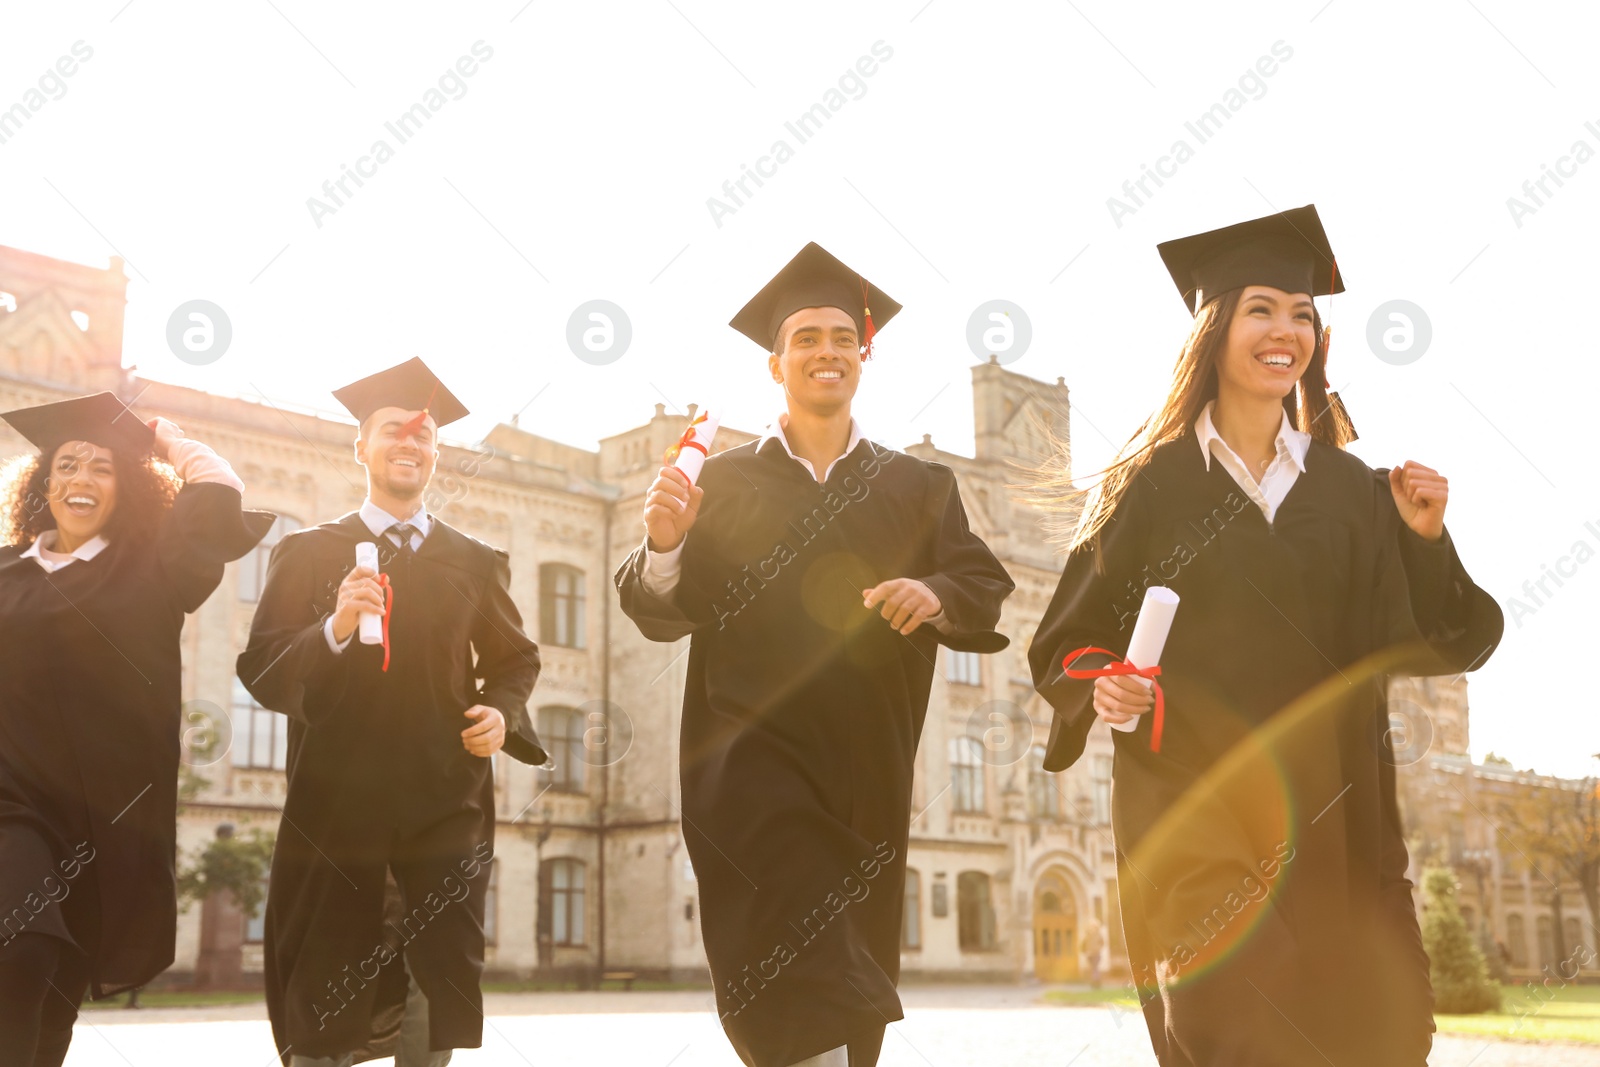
left=61, top=986, right=1599, bottom=1066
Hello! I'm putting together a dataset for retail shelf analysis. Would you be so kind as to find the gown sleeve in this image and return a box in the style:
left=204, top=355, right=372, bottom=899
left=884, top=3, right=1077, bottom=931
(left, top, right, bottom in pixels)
left=235, top=532, right=355, bottom=725
left=157, top=481, right=277, bottom=612
left=615, top=537, right=702, bottom=643
left=915, top=463, right=1015, bottom=653
left=472, top=548, right=545, bottom=766
left=1030, top=479, right=1150, bottom=772
left=1370, top=469, right=1504, bottom=677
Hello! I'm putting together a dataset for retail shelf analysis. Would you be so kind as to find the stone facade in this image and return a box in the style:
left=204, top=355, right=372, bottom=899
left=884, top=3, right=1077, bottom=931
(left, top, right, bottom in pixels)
left=4, top=243, right=1581, bottom=993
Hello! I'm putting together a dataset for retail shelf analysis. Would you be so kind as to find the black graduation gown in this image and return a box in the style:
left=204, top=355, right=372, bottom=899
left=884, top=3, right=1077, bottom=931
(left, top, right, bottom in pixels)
left=235, top=513, right=544, bottom=1063
left=0, top=483, right=274, bottom=996
left=616, top=437, right=1014, bottom=1067
left=1029, top=436, right=1505, bottom=1067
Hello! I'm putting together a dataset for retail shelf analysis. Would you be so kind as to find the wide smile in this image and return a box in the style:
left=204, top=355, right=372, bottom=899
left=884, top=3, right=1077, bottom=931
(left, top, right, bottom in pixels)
left=63, top=493, right=99, bottom=516
left=389, top=456, right=422, bottom=470
left=1254, top=350, right=1296, bottom=371
left=810, top=366, right=846, bottom=382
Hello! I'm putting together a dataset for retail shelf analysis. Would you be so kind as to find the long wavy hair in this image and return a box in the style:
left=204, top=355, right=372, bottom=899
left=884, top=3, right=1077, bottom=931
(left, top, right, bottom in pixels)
left=1030, top=288, right=1356, bottom=562
left=0, top=443, right=180, bottom=549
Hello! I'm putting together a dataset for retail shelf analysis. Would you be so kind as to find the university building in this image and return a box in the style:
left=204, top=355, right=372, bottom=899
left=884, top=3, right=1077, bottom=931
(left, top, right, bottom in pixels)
left=0, top=244, right=1584, bottom=989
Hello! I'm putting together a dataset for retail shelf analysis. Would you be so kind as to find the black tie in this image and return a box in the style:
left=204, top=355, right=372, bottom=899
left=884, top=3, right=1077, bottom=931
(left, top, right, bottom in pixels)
left=390, top=523, right=418, bottom=559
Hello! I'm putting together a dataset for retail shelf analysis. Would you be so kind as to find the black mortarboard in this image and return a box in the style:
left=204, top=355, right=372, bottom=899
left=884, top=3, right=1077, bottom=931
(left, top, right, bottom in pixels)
left=1157, top=204, right=1344, bottom=314
left=1, top=392, right=155, bottom=457
left=729, top=242, right=902, bottom=356
left=332, top=357, right=469, bottom=430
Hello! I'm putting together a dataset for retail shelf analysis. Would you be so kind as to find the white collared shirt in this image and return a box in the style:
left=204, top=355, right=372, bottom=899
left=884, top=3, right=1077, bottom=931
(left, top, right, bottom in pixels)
left=1194, top=399, right=1311, bottom=525
left=21, top=530, right=110, bottom=573
left=324, top=499, right=432, bottom=652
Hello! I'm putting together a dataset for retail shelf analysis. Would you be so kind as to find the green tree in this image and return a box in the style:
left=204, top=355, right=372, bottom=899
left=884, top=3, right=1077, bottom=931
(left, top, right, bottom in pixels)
left=1421, top=867, right=1501, bottom=1014
left=177, top=826, right=276, bottom=916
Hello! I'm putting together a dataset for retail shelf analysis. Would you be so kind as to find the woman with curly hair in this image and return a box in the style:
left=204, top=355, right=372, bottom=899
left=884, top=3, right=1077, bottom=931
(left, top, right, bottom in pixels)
left=1029, top=206, right=1504, bottom=1066
left=0, top=392, right=273, bottom=1067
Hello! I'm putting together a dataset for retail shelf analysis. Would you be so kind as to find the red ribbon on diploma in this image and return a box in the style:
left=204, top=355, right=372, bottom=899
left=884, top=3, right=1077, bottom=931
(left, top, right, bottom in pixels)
left=1062, top=646, right=1164, bottom=752
left=378, top=574, right=394, bottom=673
left=663, top=411, right=710, bottom=465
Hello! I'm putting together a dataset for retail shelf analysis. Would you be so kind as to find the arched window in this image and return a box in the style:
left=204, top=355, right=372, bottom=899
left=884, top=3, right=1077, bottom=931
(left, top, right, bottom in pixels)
left=1565, top=917, right=1585, bottom=968
left=238, top=514, right=300, bottom=603
left=1538, top=915, right=1554, bottom=969
left=539, top=858, right=586, bottom=946
left=957, top=871, right=997, bottom=951
left=1028, top=745, right=1060, bottom=820
left=903, top=869, right=922, bottom=950
left=949, top=736, right=985, bottom=813
left=231, top=677, right=287, bottom=770
left=1506, top=913, right=1527, bottom=967
left=539, top=563, right=587, bottom=649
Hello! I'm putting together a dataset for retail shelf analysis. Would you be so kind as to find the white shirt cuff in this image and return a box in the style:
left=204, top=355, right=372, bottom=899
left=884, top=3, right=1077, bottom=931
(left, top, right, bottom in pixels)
left=926, top=609, right=955, bottom=635
left=168, top=438, right=245, bottom=492
left=324, top=616, right=354, bottom=654
left=640, top=539, right=685, bottom=598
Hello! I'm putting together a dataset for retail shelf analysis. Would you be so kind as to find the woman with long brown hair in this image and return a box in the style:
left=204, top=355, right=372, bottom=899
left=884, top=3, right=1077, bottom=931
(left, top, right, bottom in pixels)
left=0, top=393, right=272, bottom=1067
left=1029, top=206, right=1504, bottom=1065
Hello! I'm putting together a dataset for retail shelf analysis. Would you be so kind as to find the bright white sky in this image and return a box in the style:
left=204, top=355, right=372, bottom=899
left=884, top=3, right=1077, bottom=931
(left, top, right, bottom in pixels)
left=3, top=1, right=1594, bottom=776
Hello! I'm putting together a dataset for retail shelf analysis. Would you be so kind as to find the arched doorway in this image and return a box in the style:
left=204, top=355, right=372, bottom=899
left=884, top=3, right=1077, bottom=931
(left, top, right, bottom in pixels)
left=1033, top=870, right=1079, bottom=982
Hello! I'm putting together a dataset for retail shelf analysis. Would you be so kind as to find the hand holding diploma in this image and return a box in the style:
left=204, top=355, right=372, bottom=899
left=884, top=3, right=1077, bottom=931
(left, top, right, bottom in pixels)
left=1066, top=586, right=1179, bottom=752
left=330, top=554, right=385, bottom=645
left=644, top=409, right=717, bottom=552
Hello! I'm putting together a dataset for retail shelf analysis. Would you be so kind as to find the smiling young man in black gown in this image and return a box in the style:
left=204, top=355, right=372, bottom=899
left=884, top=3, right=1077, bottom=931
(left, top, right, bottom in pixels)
left=616, top=243, right=1015, bottom=1067
left=237, top=359, right=545, bottom=1067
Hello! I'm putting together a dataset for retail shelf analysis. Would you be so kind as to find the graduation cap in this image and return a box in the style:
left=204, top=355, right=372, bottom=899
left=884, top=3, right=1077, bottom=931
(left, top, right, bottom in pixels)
left=0, top=392, right=155, bottom=457
left=332, top=357, right=469, bottom=434
left=1157, top=204, right=1343, bottom=315
left=729, top=242, right=902, bottom=357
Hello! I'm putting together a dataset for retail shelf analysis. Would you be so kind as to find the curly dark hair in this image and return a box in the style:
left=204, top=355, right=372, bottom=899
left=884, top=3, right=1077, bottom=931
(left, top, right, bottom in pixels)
left=0, top=444, right=181, bottom=549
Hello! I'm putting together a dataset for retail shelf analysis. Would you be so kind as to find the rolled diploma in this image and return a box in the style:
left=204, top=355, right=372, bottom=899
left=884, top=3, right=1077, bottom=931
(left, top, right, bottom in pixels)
left=1109, top=585, right=1180, bottom=733
left=355, top=541, right=383, bottom=645
left=673, top=411, right=721, bottom=486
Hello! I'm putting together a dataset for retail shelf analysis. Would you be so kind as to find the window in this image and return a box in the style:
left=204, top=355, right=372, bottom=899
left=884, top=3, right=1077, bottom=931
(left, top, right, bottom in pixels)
left=238, top=514, right=299, bottom=603
left=484, top=861, right=499, bottom=947
left=1028, top=746, right=1060, bottom=820
left=1091, top=755, right=1113, bottom=825
left=1507, top=913, right=1527, bottom=967
left=1538, top=915, right=1554, bottom=969
left=903, top=869, right=922, bottom=950
left=957, top=871, right=997, bottom=951
left=539, top=858, right=586, bottom=946
left=244, top=872, right=269, bottom=943
left=949, top=736, right=985, bottom=814
left=1565, top=917, right=1585, bottom=965
left=539, top=563, right=587, bottom=649
left=231, top=677, right=287, bottom=770
left=537, top=707, right=586, bottom=793
left=946, top=650, right=981, bottom=686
